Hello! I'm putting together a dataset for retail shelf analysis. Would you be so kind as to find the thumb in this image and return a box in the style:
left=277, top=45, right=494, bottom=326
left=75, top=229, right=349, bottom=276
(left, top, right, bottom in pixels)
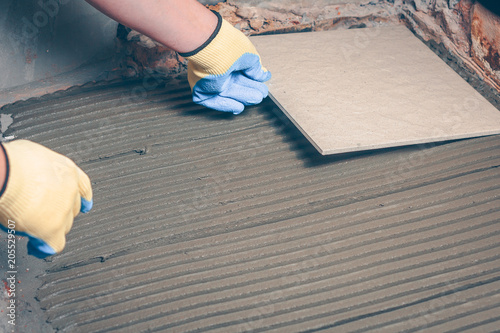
left=27, top=235, right=57, bottom=258
left=77, top=167, right=93, bottom=213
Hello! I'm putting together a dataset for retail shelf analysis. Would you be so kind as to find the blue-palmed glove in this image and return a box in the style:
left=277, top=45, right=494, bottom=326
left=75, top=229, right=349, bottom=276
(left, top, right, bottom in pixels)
left=0, top=140, right=93, bottom=258
left=179, top=11, right=271, bottom=114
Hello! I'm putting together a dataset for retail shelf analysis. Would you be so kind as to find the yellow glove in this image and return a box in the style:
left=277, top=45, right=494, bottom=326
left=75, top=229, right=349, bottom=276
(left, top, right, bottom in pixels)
left=179, top=11, right=271, bottom=114
left=0, top=140, right=93, bottom=258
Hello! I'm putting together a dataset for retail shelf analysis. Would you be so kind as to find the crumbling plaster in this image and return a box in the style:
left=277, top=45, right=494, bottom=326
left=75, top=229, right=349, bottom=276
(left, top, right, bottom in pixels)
left=120, top=0, right=500, bottom=94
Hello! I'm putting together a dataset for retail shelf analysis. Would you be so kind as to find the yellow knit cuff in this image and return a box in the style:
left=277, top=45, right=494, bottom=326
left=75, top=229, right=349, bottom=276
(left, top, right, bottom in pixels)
left=178, top=10, right=267, bottom=92
left=185, top=19, right=259, bottom=76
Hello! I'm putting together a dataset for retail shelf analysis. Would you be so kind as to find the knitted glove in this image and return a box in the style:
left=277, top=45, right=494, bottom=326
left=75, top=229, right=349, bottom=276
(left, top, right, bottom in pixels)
left=0, top=140, right=93, bottom=258
left=179, top=11, right=271, bottom=114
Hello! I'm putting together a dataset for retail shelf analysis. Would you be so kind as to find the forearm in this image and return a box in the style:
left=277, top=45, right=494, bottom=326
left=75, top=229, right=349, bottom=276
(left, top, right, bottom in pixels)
left=85, top=0, right=217, bottom=53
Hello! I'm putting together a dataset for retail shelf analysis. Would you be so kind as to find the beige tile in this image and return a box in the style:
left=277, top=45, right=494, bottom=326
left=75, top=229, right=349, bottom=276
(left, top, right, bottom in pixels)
left=251, top=26, right=500, bottom=155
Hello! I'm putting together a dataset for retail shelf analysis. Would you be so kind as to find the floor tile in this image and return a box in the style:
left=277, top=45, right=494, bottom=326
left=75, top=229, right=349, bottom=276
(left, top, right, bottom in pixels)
left=252, top=26, right=500, bottom=154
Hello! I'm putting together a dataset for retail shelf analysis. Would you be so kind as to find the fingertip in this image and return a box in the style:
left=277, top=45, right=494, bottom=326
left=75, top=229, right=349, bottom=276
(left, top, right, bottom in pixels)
left=200, top=96, right=245, bottom=114
left=223, top=79, right=267, bottom=106
left=263, top=70, right=272, bottom=82
left=27, top=237, right=57, bottom=258
left=80, top=197, right=93, bottom=213
left=77, top=167, right=93, bottom=203
left=232, top=104, right=245, bottom=114
left=232, top=107, right=245, bottom=115
left=257, top=81, right=269, bottom=99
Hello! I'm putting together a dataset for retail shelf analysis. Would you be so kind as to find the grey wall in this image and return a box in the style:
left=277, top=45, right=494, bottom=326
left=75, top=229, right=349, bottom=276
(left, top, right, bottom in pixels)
left=0, top=0, right=117, bottom=90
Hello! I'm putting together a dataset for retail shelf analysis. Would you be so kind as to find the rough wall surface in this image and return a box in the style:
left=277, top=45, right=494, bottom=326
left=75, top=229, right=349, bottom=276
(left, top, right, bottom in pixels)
left=403, top=0, right=500, bottom=92
left=470, top=3, right=500, bottom=79
left=120, top=0, right=500, bottom=94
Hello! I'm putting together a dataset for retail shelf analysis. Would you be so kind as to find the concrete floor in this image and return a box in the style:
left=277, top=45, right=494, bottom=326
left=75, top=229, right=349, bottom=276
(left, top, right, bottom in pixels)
left=0, top=74, right=499, bottom=332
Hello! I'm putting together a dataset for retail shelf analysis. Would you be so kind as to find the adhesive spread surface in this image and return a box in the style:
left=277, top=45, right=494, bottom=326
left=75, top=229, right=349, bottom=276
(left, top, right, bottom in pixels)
left=1, top=76, right=499, bottom=332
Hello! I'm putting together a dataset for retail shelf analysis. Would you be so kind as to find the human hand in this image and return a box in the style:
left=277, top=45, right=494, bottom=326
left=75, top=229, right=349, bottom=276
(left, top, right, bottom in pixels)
left=0, top=140, right=93, bottom=258
left=180, top=11, right=271, bottom=114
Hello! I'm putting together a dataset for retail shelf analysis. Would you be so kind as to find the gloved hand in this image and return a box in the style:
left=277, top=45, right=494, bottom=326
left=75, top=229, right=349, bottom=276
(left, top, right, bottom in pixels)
left=179, top=11, right=271, bottom=115
left=0, top=140, right=93, bottom=258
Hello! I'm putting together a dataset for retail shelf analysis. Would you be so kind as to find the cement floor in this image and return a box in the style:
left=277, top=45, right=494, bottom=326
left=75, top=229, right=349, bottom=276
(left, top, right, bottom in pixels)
left=0, top=74, right=499, bottom=332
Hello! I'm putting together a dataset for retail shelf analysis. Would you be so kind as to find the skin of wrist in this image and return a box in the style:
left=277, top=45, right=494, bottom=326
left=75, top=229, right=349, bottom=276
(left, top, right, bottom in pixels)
left=84, top=0, right=218, bottom=54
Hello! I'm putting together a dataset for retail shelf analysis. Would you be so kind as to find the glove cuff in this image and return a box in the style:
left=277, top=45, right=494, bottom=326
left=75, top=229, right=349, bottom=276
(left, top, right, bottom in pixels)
left=179, top=11, right=261, bottom=77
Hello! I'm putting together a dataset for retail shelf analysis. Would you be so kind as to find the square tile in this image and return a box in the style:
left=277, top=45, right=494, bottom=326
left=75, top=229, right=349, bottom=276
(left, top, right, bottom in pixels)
left=251, top=26, right=500, bottom=155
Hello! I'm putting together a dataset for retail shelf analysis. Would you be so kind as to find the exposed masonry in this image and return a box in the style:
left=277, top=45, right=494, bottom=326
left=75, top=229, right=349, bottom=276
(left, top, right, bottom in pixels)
left=117, top=0, right=500, bottom=94
left=2, top=75, right=499, bottom=332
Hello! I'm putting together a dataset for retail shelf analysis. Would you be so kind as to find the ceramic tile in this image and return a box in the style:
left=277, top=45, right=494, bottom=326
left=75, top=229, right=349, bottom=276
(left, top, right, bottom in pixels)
left=251, top=26, right=500, bottom=154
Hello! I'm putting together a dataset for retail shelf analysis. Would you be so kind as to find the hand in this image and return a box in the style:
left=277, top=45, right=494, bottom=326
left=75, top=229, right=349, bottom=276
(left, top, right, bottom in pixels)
left=180, top=11, right=271, bottom=115
left=0, top=140, right=93, bottom=258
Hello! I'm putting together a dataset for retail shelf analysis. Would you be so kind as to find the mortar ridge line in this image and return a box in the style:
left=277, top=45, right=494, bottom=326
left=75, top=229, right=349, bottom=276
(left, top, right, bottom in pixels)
left=441, top=314, right=500, bottom=333
left=40, top=218, right=500, bottom=316
left=114, top=262, right=500, bottom=333
left=52, top=187, right=500, bottom=287
left=307, top=279, right=500, bottom=333
left=353, top=286, right=500, bottom=333
left=87, top=158, right=499, bottom=220
left=54, top=189, right=500, bottom=278
left=73, top=172, right=500, bottom=248
left=52, top=246, right=500, bottom=330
